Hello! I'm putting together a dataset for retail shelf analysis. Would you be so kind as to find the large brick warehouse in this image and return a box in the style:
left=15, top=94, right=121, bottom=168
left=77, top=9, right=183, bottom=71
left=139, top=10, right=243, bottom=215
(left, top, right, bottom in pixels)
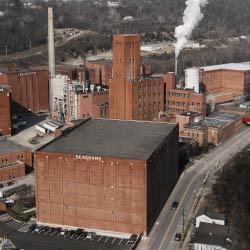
left=34, top=118, right=178, bottom=235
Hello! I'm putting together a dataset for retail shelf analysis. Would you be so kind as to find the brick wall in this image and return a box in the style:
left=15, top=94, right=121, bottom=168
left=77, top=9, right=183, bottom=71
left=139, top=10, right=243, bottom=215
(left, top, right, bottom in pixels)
left=166, top=89, right=206, bottom=121
left=0, top=150, right=32, bottom=168
left=86, top=62, right=112, bottom=86
left=204, top=69, right=250, bottom=96
left=182, top=127, right=208, bottom=146
left=35, top=153, right=147, bottom=234
left=0, top=70, right=49, bottom=113
left=0, top=90, right=11, bottom=136
left=0, top=161, right=25, bottom=182
left=77, top=90, right=109, bottom=119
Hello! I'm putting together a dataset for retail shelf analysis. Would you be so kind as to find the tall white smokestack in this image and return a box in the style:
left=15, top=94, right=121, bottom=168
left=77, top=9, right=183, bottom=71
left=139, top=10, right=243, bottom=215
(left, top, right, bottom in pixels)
left=174, top=0, right=209, bottom=72
left=48, top=7, right=55, bottom=113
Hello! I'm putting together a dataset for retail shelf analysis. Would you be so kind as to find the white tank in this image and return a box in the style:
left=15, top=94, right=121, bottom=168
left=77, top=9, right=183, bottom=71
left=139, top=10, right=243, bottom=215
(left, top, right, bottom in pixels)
left=90, top=84, right=95, bottom=93
left=185, top=67, right=200, bottom=93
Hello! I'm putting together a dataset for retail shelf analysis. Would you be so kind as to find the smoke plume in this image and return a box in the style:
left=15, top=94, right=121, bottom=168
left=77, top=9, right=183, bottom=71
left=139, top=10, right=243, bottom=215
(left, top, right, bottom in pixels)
left=175, top=0, right=209, bottom=58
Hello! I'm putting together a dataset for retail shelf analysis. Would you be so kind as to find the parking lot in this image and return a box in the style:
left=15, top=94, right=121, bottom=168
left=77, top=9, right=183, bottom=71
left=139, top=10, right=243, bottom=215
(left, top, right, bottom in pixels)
left=0, top=214, right=140, bottom=250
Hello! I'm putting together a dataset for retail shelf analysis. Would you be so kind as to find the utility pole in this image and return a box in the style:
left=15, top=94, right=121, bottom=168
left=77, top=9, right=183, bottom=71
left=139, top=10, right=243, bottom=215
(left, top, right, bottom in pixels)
left=216, top=153, right=219, bottom=168
left=5, top=45, right=7, bottom=56
left=182, top=208, right=185, bottom=234
left=204, top=153, right=207, bottom=184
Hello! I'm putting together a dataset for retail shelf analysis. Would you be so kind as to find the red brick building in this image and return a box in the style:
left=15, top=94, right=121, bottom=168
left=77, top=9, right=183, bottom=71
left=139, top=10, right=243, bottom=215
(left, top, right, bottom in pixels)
left=51, top=75, right=109, bottom=122
left=181, top=112, right=243, bottom=146
left=0, top=139, right=32, bottom=182
left=0, top=88, right=11, bottom=136
left=202, top=63, right=250, bottom=97
left=35, top=119, right=178, bottom=235
left=86, top=60, right=112, bottom=86
left=76, top=90, right=109, bottom=119
left=0, top=64, right=49, bottom=114
left=176, top=111, right=201, bottom=134
left=165, top=72, right=206, bottom=122
left=109, top=35, right=166, bottom=121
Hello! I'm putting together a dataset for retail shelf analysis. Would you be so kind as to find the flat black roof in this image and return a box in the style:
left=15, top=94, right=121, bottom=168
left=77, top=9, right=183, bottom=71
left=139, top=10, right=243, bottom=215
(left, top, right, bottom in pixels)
left=38, top=119, right=176, bottom=160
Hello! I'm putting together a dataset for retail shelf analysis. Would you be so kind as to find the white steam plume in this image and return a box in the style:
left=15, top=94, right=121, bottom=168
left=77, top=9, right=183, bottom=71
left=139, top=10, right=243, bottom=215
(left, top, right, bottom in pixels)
left=175, top=0, right=209, bottom=58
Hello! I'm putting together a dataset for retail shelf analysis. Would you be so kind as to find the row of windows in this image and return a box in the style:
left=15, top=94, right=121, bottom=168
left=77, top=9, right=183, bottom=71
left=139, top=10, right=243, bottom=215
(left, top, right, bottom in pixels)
left=1, top=155, right=24, bottom=164
left=167, top=101, right=186, bottom=106
left=167, top=101, right=206, bottom=107
left=139, top=93, right=161, bottom=98
left=167, top=108, right=185, bottom=113
left=82, top=113, right=90, bottom=118
left=187, top=132, right=200, bottom=138
left=138, top=83, right=162, bottom=91
left=191, top=102, right=206, bottom=107
left=168, top=92, right=187, bottom=98
left=138, top=101, right=161, bottom=106
left=138, top=98, right=161, bottom=107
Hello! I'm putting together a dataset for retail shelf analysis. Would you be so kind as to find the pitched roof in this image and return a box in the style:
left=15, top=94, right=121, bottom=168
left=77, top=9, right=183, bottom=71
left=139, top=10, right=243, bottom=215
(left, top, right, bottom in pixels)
left=197, top=208, right=225, bottom=221
left=194, top=222, right=228, bottom=247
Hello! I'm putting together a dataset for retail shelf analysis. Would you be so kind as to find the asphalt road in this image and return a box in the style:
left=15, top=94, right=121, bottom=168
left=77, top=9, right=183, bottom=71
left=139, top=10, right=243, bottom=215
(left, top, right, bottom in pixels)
left=140, top=127, right=250, bottom=250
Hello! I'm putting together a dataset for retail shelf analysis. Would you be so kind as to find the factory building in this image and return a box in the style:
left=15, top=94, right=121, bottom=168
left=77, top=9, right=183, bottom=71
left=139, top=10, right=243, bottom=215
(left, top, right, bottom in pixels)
left=0, top=138, right=32, bottom=182
left=180, top=111, right=243, bottom=145
left=0, top=88, right=11, bottom=136
left=165, top=70, right=206, bottom=122
left=201, top=63, right=250, bottom=97
left=76, top=89, right=109, bottom=119
left=35, top=119, right=178, bottom=235
left=109, top=35, right=166, bottom=121
left=86, top=60, right=112, bottom=86
left=0, top=64, right=49, bottom=114
left=217, top=101, right=250, bottom=116
left=52, top=75, right=109, bottom=122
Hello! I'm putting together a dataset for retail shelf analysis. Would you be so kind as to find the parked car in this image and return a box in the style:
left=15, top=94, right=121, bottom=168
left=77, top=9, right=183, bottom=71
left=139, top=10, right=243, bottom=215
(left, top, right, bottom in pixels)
left=80, top=232, right=88, bottom=239
left=128, top=234, right=137, bottom=244
left=45, top=227, right=54, bottom=236
left=63, top=229, right=69, bottom=238
left=74, top=228, right=83, bottom=238
left=171, top=201, right=179, bottom=210
left=86, top=233, right=92, bottom=239
left=6, top=181, right=14, bottom=186
left=32, top=226, right=40, bottom=233
left=175, top=233, right=182, bottom=241
left=68, top=230, right=75, bottom=238
left=28, top=224, right=36, bottom=232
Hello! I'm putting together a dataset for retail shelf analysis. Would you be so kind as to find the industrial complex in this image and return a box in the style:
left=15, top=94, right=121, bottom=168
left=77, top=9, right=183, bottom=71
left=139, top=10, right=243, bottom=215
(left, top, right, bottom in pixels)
left=0, top=4, right=249, bottom=250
